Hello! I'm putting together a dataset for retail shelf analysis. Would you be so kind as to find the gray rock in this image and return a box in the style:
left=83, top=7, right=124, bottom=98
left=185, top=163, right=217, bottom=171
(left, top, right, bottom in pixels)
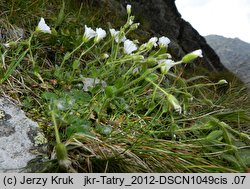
left=205, top=35, right=250, bottom=87
left=0, top=96, right=38, bottom=172
left=0, top=25, right=24, bottom=43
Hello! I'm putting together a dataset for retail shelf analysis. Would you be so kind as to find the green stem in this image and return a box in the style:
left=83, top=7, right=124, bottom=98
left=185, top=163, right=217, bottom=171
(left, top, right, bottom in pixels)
left=60, top=41, right=85, bottom=69
left=146, top=77, right=171, bottom=98
left=28, top=32, right=35, bottom=66
left=115, top=66, right=160, bottom=94
left=51, top=107, right=61, bottom=144
left=77, top=43, right=96, bottom=61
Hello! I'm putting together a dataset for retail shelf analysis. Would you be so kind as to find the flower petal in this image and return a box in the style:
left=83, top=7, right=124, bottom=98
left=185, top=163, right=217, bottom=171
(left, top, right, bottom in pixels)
left=37, top=17, right=51, bottom=33
left=124, top=39, right=137, bottom=54
left=159, top=36, right=170, bottom=48
left=83, top=25, right=96, bottom=42
left=95, top=28, right=106, bottom=42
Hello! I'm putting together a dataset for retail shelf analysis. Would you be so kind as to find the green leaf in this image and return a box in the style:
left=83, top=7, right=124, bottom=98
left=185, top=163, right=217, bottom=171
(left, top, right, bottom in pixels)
left=206, top=130, right=224, bottom=141
left=105, top=86, right=117, bottom=98
left=96, top=123, right=112, bottom=136
left=146, top=73, right=158, bottom=82
left=72, top=60, right=80, bottom=70
left=54, top=0, right=65, bottom=28
left=115, top=78, right=125, bottom=89
left=66, top=119, right=91, bottom=137
left=42, top=92, right=58, bottom=101
left=63, top=52, right=71, bottom=61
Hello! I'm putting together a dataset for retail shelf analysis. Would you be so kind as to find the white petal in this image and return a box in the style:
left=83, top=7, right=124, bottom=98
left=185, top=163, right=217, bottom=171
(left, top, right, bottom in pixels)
left=159, top=36, right=171, bottom=48
left=95, top=28, right=106, bottom=42
left=110, top=28, right=126, bottom=43
left=38, top=17, right=51, bottom=33
left=158, top=59, right=175, bottom=73
left=129, top=18, right=134, bottom=25
left=191, top=49, right=203, bottom=57
left=109, top=28, right=118, bottom=37
left=124, top=39, right=137, bottom=54
left=83, top=25, right=96, bottom=41
left=148, top=37, right=158, bottom=47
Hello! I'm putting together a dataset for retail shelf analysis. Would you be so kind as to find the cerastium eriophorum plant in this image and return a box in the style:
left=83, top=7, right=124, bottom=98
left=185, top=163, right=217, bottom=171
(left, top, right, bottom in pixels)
left=2, top=4, right=239, bottom=173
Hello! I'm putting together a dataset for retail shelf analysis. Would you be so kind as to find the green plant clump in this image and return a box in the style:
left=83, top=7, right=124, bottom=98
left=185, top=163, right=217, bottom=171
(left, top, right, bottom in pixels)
left=0, top=1, right=250, bottom=173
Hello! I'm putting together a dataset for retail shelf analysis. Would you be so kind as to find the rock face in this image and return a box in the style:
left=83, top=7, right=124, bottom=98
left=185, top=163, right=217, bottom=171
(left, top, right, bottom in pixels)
left=92, top=0, right=225, bottom=71
left=0, top=20, right=24, bottom=43
left=0, top=96, right=38, bottom=172
left=205, top=35, right=250, bottom=87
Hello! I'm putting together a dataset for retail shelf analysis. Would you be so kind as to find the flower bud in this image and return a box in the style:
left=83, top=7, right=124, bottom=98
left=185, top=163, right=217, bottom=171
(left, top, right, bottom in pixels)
left=157, top=53, right=172, bottom=60
left=146, top=57, right=157, bottom=64
left=127, top=4, right=132, bottom=15
left=146, top=37, right=158, bottom=50
left=167, top=94, right=182, bottom=114
left=101, top=53, right=110, bottom=59
left=130, top=23, right=140, bottom=30
left=217, top=79, right=228, bottom=85
left=132, top=55, right=144, bottom=61
left=182, top=49, right=203, bottom=63
left=3, top=41, right=18, bottom=48
left=132, top=67, right=140, bottom=76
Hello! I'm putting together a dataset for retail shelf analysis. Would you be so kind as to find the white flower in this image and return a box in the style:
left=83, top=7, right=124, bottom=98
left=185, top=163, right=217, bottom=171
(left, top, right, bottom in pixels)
left=158, top=36, right=171, bottom=48
left=37, top=17, right=51, bottom=34
left=83, top=25, right=96, bottom=42
left=149, top=37, right=158, bottom=46
left=127, top=4, right=132, bottom=15
left=158, top=59, right=175, bottom=74
left=124, top=39, right=137, bottom=54
left=95, top=28, right=106, bottom=42
left=109, top=29, right=126, bottom=43
left=146, top=37, right=158, bottom=49
left=110, top=28, right=119, bottom=37
left=182, top=49, right=203, bottom=63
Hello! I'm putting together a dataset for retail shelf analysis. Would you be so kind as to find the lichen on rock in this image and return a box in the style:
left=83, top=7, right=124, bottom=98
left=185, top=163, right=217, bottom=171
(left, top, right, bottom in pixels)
left=0, top=96, right=39, bottom=172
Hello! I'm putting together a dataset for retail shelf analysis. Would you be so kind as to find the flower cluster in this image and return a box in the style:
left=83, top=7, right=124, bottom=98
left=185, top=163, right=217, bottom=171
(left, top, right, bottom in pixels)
left=34, top=4, right=208, bottom=115
left=83, top=25, right=107, bottom=43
